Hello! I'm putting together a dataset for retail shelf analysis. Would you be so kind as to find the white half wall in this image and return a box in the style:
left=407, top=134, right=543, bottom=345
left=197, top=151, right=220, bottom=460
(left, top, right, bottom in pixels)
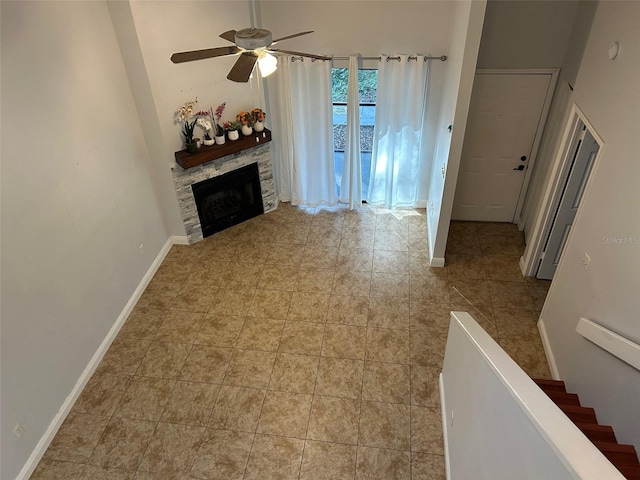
left=539, top=0, right=640, bottom=452
left=0, top=2, right=168, bottom=478
left=442, top=312, right=624, bottom=480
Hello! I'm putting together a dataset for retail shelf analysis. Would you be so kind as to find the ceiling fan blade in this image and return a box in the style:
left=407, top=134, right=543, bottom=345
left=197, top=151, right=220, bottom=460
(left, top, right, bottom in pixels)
left=227, top=52, right=258, bottom=83
left=219, top=30, right=237, bottom=43
left=272, top=31, right=314, bottom=44
left=171, top=46, right=238, bottom=64
left=269, top=48, right=331, bottom=61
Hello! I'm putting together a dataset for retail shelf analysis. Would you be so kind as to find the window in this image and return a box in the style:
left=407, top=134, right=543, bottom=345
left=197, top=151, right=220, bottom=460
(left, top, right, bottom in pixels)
left=331, top=68, right=378, bottom=199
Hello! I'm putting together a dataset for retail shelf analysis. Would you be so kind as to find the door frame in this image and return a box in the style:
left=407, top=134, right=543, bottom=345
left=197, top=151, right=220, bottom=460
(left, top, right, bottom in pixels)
left=520, top=103, right=604, bottom=276
left=473, top=68, right=559, bottom=223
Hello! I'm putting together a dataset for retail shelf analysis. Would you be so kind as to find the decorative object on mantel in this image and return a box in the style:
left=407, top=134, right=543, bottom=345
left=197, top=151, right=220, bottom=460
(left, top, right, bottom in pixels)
left=237, top=111, right=254, bottom=136
left=175, top=98, right=206, bottom=153
left=211, top=103, right=226, bottom=139
left=197, top=117, right=215, bottom=146
left=252, top=108, right=266, bottom=132
left=175, top=128, right=272, bottom=170
left=224, top=120, right=241, bottom=141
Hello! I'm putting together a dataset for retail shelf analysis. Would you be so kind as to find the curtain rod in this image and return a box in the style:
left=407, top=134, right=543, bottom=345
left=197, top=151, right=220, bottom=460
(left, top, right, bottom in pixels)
left=331, top=55, right=447, bottom=62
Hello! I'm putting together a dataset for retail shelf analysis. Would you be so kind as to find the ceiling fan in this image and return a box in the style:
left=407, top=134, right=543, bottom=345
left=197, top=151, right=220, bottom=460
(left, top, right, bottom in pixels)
left=171, top=28, right=330, bottom=83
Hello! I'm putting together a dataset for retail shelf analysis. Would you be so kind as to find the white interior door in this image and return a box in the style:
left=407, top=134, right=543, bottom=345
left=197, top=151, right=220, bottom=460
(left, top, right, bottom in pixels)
left=453, top=73, right=551, bottom=222
left=537, top=127, right=599, bottom=279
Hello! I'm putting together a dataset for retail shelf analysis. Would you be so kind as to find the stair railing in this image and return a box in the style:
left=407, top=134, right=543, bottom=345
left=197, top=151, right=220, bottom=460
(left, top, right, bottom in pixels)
left=440, top=311, right=625, bottom=480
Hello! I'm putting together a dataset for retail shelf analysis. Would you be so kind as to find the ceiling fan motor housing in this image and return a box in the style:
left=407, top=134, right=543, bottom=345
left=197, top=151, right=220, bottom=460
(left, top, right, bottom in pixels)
left=235, top=28, right=273, bottom=50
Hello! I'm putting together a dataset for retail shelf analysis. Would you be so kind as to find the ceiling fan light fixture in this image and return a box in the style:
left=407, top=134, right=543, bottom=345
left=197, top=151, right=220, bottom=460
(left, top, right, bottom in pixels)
left=258, top=52, right=278, bottom=77
left=235, top=28, right=273, bottom=50
left=171, top=28, right=320, bottom=83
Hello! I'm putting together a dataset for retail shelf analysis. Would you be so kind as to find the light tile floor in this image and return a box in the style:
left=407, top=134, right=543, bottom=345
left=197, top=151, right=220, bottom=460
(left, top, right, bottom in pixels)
left=31, top=204, right=551, bottom=479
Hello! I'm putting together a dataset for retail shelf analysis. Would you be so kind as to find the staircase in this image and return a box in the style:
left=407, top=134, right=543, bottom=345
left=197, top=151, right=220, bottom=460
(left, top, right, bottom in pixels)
left=534, top=378, right=640, bottom=480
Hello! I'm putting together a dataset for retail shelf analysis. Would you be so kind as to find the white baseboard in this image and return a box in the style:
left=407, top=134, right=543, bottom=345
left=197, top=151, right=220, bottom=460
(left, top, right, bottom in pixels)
left=519, top=255, right=528, bottom=277
left=170, top=235, right=189, bottom=245
left=538, top=317, right=560, bottom=380
left=430, top=257, right=446, bottom=268
left=439, top=373, right=452, bottom=480
left=16, top=236, right=179, bottom=480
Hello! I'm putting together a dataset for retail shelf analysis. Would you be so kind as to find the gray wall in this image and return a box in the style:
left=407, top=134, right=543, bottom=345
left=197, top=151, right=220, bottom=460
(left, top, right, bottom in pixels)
left=0, top=2, right=168, bottom=478
left=477, top=0, right=580, bottom=69
left=521, top=1, right=597, bottom=235
left=541, top=0, right=640, bottom=451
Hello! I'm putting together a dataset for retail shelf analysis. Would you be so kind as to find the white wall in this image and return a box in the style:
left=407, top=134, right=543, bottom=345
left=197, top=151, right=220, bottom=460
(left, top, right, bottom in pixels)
left=126, top=0, right=255, bottom=235
left=540, top=0, right=640, bottom=452
left=477, top=0, right=579, bottom=70
left=428, top=0, right=486, bottom=264
left=442, top=312, right=624, bottom=480
left=259, top=0, right=456, bottom=206
left=0, top=2, right=168, bottom=479
left=259, top=0, right=455, bottom=57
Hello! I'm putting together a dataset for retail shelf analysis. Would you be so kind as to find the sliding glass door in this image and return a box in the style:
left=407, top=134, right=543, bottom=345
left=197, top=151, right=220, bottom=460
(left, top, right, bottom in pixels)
left=331, top=68, right=378, bottom=200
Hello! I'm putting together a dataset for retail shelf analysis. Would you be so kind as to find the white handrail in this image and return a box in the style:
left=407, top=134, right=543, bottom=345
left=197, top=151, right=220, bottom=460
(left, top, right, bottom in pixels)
left=576, top=317, right=640, bottom=372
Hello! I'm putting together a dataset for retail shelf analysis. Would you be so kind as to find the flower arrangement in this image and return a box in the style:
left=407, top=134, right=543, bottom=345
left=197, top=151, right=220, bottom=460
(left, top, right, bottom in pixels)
left=224, top=120, right=242, bottom=131
left=196, top=117, right=213, bottom=140
left=175, top=98, right=202, bottom=144
left=236, top=108, right=267, bottom=126
left=236, top=111, right=253, bottom=126
left=212, top=103, right=226, bottom=136
left=251, top=108, right=266, bottom=123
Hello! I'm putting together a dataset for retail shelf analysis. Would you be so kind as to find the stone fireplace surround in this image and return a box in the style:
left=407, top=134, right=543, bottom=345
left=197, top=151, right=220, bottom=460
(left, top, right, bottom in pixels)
left=172, top=143, right=276, bottom=244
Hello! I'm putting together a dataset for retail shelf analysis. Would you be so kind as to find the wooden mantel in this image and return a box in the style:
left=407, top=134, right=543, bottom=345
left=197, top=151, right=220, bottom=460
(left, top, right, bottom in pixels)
left=175, top=129, right=272, bottom=169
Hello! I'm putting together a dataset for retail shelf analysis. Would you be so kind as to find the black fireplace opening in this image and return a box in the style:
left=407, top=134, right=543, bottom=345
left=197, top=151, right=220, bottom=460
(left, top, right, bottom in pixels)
left=192, top=163, right=264, bottom=238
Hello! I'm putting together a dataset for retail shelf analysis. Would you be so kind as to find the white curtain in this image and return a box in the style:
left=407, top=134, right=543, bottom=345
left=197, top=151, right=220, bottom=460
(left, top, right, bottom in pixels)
left=267, top=57, right=337, bottom=207
left=340, top=55, right=362, bottom=209
left=368, top=54, right=430, bottom=207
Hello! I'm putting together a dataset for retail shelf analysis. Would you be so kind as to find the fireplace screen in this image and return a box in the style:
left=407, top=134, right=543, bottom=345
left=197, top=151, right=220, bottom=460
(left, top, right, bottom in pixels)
left=191, top=163, right=264, bottom=238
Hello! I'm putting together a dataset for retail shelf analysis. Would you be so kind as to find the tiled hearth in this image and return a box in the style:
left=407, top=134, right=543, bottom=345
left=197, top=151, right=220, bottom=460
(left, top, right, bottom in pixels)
left=172, top=144, right=276, bottom=244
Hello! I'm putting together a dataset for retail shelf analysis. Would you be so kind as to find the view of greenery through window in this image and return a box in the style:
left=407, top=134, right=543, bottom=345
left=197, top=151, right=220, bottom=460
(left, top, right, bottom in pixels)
left=331, top=68, right=378, bottom=197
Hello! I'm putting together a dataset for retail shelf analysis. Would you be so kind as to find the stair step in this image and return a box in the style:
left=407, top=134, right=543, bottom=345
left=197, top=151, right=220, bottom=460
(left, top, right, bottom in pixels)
left=532, top=378, right=566, bottom=393
left=576, top=423, right=617, bottom=443
left=559, top=405, right=598, bottom=424
left=546, top=391, right=581, bottom=407
left=617, top=464, right=640, bottom=480
left=594, top=442, right=640, bottom=467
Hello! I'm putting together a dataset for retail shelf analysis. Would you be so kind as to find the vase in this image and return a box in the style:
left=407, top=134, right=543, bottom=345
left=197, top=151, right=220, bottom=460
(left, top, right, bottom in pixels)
left=254, top=121, right=264, bottom=132
left=186, top=138, right=199, bottom=154
left=215, top=135, right=226, bottom=145
left=228, top=130, right=239, bottom=141
left=203, top=138, right=215, bottom=146
left=241, top=125, right=253, bottom=136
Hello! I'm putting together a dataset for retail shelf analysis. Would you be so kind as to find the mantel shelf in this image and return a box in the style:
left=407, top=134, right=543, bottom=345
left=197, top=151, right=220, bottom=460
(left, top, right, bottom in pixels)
left=175, top=129, right=272, bottom=170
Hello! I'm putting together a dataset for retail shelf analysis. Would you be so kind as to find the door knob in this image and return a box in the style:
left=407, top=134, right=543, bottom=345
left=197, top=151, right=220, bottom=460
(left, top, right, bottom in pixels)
left=520, top=155, right=527, bottom=161
left=513, top=165, right=525, bottom=171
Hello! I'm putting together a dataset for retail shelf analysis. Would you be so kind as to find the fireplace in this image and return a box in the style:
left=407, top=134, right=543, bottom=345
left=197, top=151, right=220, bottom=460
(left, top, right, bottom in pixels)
left=172, top=142, right=276, bottom=244
left=192, top=163, right=264, bottom=238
